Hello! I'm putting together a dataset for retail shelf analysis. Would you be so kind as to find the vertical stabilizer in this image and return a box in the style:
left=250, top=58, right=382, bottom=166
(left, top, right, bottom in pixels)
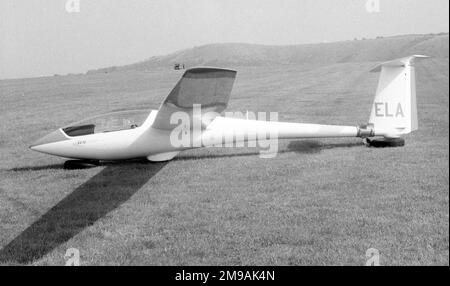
left=368, top=55, right=428, bottom=137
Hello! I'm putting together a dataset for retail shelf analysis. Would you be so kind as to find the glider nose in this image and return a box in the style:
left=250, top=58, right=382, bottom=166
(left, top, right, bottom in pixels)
left=29, top=129, right=68, bottom=151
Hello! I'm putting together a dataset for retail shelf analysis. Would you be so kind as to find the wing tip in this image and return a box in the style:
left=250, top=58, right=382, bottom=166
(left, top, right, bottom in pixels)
left=183, top=67, right=237, bottom=78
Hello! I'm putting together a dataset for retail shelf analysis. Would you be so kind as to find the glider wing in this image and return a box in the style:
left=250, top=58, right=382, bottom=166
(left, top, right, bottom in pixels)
left=152, top=67, right=237, bottom=130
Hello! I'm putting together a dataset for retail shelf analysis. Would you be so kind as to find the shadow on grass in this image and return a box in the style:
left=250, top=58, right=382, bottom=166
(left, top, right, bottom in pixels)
left=0, top=140, right=361, bottom=263
left=176, top=140, right=364, bottom=160
left=286, top=140, right=363, bottom=154
left=0, top=161, right=167, bottom=264
left=9, top=164, right=67, bottom=172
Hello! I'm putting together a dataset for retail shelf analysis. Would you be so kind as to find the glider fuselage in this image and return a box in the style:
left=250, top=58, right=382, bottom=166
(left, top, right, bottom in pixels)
left=30, top=109, right=359, bottom=161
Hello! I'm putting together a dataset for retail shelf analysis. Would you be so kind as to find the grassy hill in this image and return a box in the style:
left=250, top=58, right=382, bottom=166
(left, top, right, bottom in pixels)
left=88, top=33, right=449, bottom=74
left=0, top=34, right=448, bottom=265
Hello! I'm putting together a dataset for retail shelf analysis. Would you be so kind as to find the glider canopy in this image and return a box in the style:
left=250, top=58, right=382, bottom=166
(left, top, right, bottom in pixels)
left=62, top=110, right=149, bottom=137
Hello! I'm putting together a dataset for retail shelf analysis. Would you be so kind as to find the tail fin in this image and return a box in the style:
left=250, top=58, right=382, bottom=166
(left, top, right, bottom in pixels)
left=368, top=55, right=429, bottom=138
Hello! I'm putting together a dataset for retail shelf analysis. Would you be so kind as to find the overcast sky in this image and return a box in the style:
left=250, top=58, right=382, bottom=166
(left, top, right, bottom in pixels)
left=0, top=0, right=448, bottom=79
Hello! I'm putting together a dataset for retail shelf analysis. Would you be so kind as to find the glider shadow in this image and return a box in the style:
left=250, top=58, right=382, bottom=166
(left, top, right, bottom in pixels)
left=0, top=140, right=361, bottom=264
left=0, top=161, right=167, bottom=264
left=175, top=139, right=363, bottom=160
left=285, top=140, right=363, bottom=153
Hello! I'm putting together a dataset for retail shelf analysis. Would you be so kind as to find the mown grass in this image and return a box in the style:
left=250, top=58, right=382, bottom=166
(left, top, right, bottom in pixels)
left=0, top=59, right=448, bottom=265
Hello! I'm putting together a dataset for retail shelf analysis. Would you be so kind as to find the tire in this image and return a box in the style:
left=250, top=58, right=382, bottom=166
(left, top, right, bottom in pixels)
left=365, top=137, right=405, bottom=148
left=64, top=160, right=100, bottom=170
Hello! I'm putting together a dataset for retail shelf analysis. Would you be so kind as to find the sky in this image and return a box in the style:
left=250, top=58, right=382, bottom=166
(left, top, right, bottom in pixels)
left=0, top=0, right=448, bottom=79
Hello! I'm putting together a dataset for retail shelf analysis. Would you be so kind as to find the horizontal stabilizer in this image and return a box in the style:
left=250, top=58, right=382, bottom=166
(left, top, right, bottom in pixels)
left=370, top=55, right=429, bottom=73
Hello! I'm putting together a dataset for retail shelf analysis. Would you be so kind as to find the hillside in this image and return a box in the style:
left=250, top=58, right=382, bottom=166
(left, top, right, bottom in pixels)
left=87, top=33, right=449, bottom=74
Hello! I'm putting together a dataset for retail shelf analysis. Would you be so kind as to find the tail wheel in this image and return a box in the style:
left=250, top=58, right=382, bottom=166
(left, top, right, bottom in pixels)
left=364, top=137, right=405, bottom=148
left=64, top=160, right=100, bottom=169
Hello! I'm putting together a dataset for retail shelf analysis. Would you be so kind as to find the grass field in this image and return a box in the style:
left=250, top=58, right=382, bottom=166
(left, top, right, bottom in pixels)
left=0, top=58, right=448, bottom=265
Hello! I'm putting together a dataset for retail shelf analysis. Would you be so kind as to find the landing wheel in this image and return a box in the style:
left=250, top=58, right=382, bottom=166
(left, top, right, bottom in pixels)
left=64, top=160, right=100, bottom=170
left=364, top=137, right=405, bottom=148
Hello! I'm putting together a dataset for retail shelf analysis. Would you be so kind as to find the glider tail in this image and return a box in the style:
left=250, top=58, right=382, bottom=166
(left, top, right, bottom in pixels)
left=367, top=55, right=429, bottom=138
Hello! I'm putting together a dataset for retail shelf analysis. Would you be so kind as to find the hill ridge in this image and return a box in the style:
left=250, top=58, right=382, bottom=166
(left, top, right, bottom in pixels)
left=87, top=33, right=449, bottom=74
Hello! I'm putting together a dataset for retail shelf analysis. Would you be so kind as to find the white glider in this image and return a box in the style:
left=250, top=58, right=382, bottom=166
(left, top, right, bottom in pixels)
left=30, top=55, right=428, bottom=167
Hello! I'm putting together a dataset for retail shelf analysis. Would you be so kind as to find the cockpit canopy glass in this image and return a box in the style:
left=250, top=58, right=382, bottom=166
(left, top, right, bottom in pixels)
left=62, top=110, right=149, bottom=137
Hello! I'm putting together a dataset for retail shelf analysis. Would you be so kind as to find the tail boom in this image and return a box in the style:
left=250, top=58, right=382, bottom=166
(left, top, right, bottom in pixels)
left=199, top=117, right=360, bottom=147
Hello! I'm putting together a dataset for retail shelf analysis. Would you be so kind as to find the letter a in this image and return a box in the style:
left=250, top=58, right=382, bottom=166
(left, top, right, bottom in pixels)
left=396, top=103, right=405, bottom=117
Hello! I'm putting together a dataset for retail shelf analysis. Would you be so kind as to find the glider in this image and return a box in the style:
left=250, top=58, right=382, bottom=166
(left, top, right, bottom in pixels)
left=30, top=55, right=428, bottom=168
